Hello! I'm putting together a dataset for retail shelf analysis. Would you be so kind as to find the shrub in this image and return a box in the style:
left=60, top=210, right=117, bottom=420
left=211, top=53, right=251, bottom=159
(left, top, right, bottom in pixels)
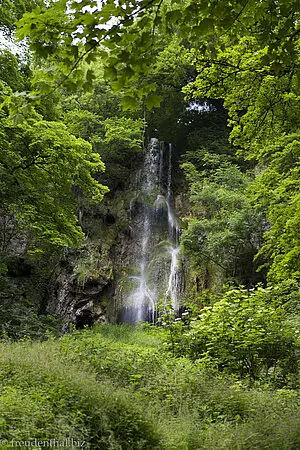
left=168, top=286, right=299, bottom=381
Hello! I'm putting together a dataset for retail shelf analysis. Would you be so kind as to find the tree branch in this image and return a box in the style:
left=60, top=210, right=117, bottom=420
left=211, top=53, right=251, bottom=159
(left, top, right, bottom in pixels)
left=50, top=0, right=160, bottom=94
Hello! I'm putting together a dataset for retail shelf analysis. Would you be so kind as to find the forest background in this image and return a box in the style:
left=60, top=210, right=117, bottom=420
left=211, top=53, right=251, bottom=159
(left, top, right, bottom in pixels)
left=0, top=0, right=300, bottom=448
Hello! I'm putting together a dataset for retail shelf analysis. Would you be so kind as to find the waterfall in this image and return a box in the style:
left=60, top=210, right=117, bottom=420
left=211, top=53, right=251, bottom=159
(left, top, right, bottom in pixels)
left=165, top=246, right=181, bottom=310
left=159, top=141, right=164, bottom=190
left=120, top=138, right=182, bottom=323
left=164, top=144, right=181, bottom=310
left=167, top=143, right=172, bottom=200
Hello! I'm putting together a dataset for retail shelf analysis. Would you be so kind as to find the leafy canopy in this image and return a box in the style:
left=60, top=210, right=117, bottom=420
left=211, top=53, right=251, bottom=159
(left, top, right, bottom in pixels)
left=0, top=114, right=108, bottom=249
left=181, top=143, right=264, bottom=286
left=0, top=0, right=45, bottom=33
left=15, top=0, right=300, bottom=101
left=0, top=54, right=108, bottom=252
left=6, top=0, right=300, bottom=281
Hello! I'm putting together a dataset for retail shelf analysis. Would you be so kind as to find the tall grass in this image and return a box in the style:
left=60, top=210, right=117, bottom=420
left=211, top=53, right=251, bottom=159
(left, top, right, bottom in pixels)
left=0, top=339, right=161, bottom=449
left=85, top=323, right=164, bottom=347
left=0, top=325, right=300, bottom=449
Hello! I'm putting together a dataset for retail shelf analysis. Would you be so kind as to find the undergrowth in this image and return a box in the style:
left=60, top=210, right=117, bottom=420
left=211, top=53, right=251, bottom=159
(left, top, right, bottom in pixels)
left=0, top=325, right=299, bottom=449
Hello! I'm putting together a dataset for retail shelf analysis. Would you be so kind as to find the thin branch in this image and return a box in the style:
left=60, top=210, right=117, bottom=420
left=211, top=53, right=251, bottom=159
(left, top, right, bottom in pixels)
left=228, top=0, right=250, bottom=30
left=195, top=57, right=241, bottom=70
left=152, top=0, right=164, bottom=38
left=50, top=0, right=159, bottom=94
left=199, top=251, right=228, bottom=271
left=289, top=27, right=300, bottom=40
left=197, top=70, right=241, bottom=95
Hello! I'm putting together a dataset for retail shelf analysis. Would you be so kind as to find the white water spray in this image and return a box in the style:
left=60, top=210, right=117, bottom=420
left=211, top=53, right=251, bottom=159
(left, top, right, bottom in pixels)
left=122, top=139, right=182, bottom=323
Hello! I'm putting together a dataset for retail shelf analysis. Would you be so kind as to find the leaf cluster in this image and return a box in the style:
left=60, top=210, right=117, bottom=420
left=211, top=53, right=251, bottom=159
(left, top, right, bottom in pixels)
left=0, top=54, right=109, bottom=252
left=164, top=286, right=300, bottom=382
left=181, top=150, right=264, bottom=285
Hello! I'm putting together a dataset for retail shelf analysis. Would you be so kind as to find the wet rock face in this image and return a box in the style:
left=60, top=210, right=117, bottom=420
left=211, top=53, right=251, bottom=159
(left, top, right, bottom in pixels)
left=112, top=139, right=184, bottom=324
left=47, top=264, right=109, bottom=329
left=44, top=139, right=191, bottom=327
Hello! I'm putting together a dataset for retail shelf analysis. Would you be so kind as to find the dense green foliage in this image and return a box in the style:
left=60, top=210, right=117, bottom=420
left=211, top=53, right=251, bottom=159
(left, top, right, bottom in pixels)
left=0, top=52, right=109, bottom=253
left=0, top=1, right=300, bottom=448
left=0, top=0, right=44, bottom=34
left=61, top=80, right=145, bottom=190
left=1, top=325, right=300, bottom=449
left=181, top=151, right=264, bottom=285
left=162, top=286, right=300, bottom=383
left=0, top=116, right=108, bottom=249
left=15, top=0, right=300, bottom=104
left=249, top=134, right=300, bottom=282
left=13, top=0, right=300, bottom=282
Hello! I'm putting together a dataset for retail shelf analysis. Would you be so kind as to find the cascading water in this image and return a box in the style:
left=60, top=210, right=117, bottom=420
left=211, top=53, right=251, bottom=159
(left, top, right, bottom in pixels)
left=165, top=246, right=181, bottom=309
left=167, top=143, right=172, bottom=200
left=119, top=138, right=182, bottom=323
left=164, top=143, right=181, bottom=310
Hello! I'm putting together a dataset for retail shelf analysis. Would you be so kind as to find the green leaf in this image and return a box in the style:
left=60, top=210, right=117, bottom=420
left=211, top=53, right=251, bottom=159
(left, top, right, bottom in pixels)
left=85, top=52, right=99, bottom=64
left=86, top=69, right=95, bottom=82
left=104, top=65, right=118, bottom=80
left=270, top=61, right=282, bottom=74
left=145, top=94, right=162, bottom=109
left=166, top=9, right=182, bottom=23
left=199, top=18, right=215, bottom=34
left=120, top=95, right=139, bottom=110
